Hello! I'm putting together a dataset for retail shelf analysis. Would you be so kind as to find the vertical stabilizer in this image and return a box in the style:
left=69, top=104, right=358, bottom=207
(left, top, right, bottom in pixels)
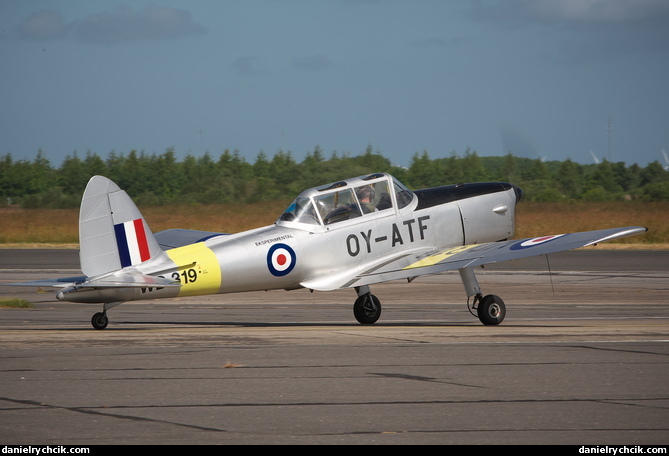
left=79, top=176, right=161, bottom=277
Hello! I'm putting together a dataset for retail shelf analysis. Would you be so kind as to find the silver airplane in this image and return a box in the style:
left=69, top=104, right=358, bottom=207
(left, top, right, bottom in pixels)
left=8, top=173, right=646, bottom=329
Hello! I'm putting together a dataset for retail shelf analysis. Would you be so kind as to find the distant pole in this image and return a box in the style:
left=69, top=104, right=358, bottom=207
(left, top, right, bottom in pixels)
left=606, top=117, right=613, bottom=162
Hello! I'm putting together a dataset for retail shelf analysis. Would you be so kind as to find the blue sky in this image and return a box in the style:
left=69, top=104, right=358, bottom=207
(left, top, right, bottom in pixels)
left=1, top=0, right=668, bottom=169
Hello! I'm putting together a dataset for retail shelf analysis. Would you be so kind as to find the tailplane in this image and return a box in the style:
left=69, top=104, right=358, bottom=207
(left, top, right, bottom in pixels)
left=79, top=176, right=162, bottom=277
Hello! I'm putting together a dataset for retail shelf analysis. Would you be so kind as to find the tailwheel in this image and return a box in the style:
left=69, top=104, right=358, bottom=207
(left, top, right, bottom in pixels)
left=353, top=293, right=382, bottom=324
left=476, top=294, right=506, bottom=326
left=91, top=312, right=109, bottom=330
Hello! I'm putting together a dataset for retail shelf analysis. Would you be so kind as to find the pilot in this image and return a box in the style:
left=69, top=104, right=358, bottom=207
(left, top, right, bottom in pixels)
left=357, top=185, right=376, bottom=214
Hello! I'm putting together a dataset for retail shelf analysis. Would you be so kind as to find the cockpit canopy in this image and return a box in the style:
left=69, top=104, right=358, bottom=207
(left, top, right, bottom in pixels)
left=277, top=173, right=414, bottom=227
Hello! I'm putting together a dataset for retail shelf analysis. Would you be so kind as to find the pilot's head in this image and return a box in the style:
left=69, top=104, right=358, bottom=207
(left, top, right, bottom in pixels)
left=357, top=185, right=374, bottom=202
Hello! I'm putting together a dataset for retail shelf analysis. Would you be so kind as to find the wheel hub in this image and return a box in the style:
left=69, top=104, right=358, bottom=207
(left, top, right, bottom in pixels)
left=488, top=303, right=501, bottom=318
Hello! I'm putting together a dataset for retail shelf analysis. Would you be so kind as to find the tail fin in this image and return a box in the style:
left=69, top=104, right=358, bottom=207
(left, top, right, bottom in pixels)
left=79, top=176, right=161, bottom=277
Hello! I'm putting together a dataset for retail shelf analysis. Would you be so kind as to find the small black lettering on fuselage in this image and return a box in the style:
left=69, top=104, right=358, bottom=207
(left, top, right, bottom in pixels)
left=346, top=216, right=430, bottom=257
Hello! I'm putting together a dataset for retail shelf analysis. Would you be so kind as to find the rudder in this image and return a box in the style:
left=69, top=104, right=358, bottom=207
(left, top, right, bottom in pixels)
left=79, top=176, right=161, bottom=277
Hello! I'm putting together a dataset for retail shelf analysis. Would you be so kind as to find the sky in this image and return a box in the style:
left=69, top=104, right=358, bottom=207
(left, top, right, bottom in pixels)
left=1, top=0, right=669, bottom=170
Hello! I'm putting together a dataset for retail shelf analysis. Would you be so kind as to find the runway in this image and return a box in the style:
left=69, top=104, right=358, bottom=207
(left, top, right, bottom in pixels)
left=0, top=249, right=668, bottom=445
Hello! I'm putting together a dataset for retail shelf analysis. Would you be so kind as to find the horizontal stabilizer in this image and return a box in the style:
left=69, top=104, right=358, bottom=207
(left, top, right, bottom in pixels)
left=81, top=273, right=181, bottom=288
left=154, top=229, right=228, bottom=250
left=6, top=273, right=180, bottom=289
left=5, top=276, right=87, bottom=288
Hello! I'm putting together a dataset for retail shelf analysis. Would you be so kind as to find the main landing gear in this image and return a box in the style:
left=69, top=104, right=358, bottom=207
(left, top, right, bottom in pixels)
left=469, top=293, right=506, bottom=326
left=351, top=266, right=506, bottom=326
left=91, top=312, right=108, bottom=330
left=90, top=301, right=123, bottom=330
left=460, top=267, right=506, bottom=325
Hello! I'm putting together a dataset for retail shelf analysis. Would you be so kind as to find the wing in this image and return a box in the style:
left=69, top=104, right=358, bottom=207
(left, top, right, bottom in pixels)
left=302, top=226, right=647, bottom=291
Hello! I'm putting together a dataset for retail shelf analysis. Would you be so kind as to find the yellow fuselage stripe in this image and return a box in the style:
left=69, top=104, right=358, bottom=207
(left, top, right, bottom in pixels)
left=166, top=243, right=221, bottom=296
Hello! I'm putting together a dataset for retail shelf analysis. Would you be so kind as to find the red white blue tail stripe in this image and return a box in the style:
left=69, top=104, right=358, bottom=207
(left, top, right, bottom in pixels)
left=114, top=218, right=151, bottom=267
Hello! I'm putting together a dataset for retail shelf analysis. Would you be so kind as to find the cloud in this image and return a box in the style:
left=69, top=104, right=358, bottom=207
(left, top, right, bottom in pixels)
left=16, top=10, right=72, bottom=41
left=15, top=5, right=206, bottom=43
left=231, top=56, right=266, bottom=77
left=411, top=36, right=468, bottom=50
left=469, top=0, right=669, bottom=62
left=471, top=0, right=669, bottom=27
left=539, top=0, right=669, bottom=25
left=292, top=55, right=332, bottom=71
left=74, top=5, right=206, bottom=43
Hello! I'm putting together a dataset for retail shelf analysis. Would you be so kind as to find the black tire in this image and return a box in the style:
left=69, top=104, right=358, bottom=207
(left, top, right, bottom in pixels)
left=478, top=294, right=506, bottom=325
left=91, top=312, right=108, bottom=330
left=353, top=294, right=381, bottom=324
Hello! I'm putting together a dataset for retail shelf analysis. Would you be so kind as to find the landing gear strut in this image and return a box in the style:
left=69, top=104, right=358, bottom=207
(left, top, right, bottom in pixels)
left=460, top=267, right=506, bottom=326
left=353, top=285, right=381, bottom=324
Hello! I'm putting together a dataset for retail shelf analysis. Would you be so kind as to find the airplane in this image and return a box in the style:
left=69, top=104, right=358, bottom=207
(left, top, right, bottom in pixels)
left=6, top=173, right=647, bottom=330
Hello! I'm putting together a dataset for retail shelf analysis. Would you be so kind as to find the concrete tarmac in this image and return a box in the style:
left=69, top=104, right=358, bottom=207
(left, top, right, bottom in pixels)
left=0, top=249, right=668, bottom=445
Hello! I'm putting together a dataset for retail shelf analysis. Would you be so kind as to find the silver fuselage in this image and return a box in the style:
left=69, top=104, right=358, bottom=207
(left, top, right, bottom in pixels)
left=57, top=174, right=521, bottom=304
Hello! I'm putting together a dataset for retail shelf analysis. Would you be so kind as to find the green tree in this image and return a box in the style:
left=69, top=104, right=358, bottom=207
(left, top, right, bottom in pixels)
left=499, top=153, right=519, bottom=183
left=441, top=152, right=465, bottom=184
left=0, top=154, right=17, bottom=203
left=156, top=148, right=184, bottom=200
left=586, top=160, right=622, bottom=199
left=640, top=161, right=668, bottom=186
left=461, top=149, right=488, bottom=183
left=58, top=152, right=88, bottom=195
left=253, top=151, right=271, bottom=179
left=524, top=158, right=550, bottom=182
left=640, top=181, right=669, bottom=201
left=114, top=150, right=143, bottom=195
left=406, top=151, right=443, bottom=188
left=555, top=158, right=582, bottom=199
left=269, top=150, right=300, bottom=196
left=356, top=144, right=392, bottom=171
left=4, top=146, right=668, bottom=207
left=83, top=151, right=107, bottom=177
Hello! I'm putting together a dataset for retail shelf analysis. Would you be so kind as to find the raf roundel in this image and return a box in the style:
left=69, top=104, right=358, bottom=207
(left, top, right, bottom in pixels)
left=510, top=234, right=566, bottom=250
left=267, top=243, right=297, bottom=277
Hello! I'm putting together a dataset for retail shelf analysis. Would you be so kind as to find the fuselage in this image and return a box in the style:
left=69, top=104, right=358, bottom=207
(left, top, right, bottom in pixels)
left=57, top=174, right=522, bottom=304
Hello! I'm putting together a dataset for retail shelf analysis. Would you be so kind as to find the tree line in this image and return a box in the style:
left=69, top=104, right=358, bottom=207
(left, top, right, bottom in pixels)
left=1, top=145, right=668, bottom=208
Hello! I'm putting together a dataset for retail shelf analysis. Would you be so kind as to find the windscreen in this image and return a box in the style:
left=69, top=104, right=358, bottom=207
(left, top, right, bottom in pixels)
left=277, top=197, right=321, bottom=225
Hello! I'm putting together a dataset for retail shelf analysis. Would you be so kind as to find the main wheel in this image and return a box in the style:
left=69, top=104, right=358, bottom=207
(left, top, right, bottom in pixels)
left=91, top=312, right=109, bottom=330
left=353, top=294, right=381, bottom=324
left=477, top=294, right=506, bottom=326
